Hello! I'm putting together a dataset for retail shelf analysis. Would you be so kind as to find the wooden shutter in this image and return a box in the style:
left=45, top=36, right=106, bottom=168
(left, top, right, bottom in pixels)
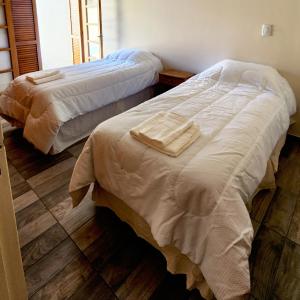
left=69, top=0, right=84, bottom=64
left=0, top=0, right=19, bottom=81
left=10, top=0, right=42, bottom=75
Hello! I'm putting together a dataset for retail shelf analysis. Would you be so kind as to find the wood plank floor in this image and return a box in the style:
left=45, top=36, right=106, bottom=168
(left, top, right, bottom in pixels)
left=4, top=122, right=300, bottom=300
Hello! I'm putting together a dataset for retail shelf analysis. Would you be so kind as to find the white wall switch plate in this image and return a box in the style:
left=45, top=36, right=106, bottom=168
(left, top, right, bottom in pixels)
left=261, top=24, right=273, bottom=37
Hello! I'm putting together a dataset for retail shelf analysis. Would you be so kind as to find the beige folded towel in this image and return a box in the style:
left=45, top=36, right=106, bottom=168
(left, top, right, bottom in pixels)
left=130, top=112, right=200, bottom=157
left=26, top=72, right=64, bottom=85
left=26, top=70, right=60, bottom=81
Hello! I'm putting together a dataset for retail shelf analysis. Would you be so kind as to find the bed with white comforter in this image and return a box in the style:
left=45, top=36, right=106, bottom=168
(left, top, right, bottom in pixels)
left=0, top=49, right=162, bottom=154
left=69, top=60, right=296, bottom=299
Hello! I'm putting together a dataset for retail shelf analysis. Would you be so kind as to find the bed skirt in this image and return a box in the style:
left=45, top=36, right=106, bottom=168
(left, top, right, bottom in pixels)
left=49, top=86, right=155, bottom=154
left=92, top=134, right=286, bottom=300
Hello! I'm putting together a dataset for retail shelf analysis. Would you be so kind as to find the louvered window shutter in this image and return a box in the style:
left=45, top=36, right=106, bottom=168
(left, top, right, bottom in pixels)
left=69, top=0, right=83, bottom=64
left=10, top=0, right=42, bottom=75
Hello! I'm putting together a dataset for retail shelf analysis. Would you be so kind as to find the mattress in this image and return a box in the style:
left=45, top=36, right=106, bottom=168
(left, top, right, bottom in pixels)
left=0, top=48, right=162, bottom=154
left=69, top=60, right=296, bottom=300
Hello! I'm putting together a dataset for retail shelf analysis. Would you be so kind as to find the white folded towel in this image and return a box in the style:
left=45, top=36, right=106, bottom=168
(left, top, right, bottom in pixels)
left=26, top=70, right=64, bottom=85
left=130, top=112, right=200, bottom=157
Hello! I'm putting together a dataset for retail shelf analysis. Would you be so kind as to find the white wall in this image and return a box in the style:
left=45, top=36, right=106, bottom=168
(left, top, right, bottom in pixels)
left=102, top=0, right=121, bottom=55
left=36, top=0, right=73, bottom=70
left=117, top=0, right=300, bottom=106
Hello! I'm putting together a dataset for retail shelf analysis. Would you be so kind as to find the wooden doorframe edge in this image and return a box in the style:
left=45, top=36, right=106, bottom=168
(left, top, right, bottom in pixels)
left=78, top=0, right=86, bottom=62
left=98, top=0, right=104, bottom=58
left=32, top=0, right=43, bottom=70
left=0, top=125, right=27, bottom=300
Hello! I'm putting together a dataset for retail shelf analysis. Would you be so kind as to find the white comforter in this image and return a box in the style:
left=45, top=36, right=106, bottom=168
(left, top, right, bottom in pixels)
left=69, top=60, right=296, bottom=299
left=0, top=49, right=162, bottom=153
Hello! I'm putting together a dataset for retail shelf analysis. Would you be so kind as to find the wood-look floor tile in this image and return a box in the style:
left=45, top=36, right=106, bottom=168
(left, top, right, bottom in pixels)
left=18, top=212, right=57, bottom=249
left=7, top=146, right=41, bottom=169
left=9, top=168, right=25, bottom=187
left=251, top=189, right=276, bottom=223
left=50, top=196, right=96, bottom=234
left=273, top=239, right=300, bottom=299
left=263, top=188, right=297, bottom=236
left=5, top=132, right=33, bottom=154
left=71, top=217, right=105, bottom=251
left=84, top=223, right=131, bottom=270
left=33, top=168, right=74, bottom=198
left=252, top=220, right=260, bottom=238
left=27, top=157, right=76, bottom=188
left=22, top=223, right=68, bottom=270
left=100, top=237, right=147, bottom=290
left=25, top=238, right=81, bottom=297
left=30, top=255, right=93, bottom=300
left=12, top=180, right=31, bottom=199
left=18, top=151, right=73, bottom=180
left=288, top=196, right=300, bottom=245
left=41, top=182, right=70, bottom=210
left=69, top=273, right=117, bottom=300
left=150, top=273, right=190, bottom=300
left=16, top=201, right=48, bottom=229
left=8, top=162, right=18, bottom=176
left=250, top=226, right=285, bottom=300
left=16, top=201, right=57, bottom=248
left=14, top=190, right=39, bottom=213
left=188, top=289, right=205, bottom=300
left=116, top=248, right=166, bottom=300
left=276, top=159, right=300, bottom=195
left=67, top=140, right=86, bottom=158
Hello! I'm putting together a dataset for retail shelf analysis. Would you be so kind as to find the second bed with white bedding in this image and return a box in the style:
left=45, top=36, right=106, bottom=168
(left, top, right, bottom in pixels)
left=69, top=60, right=296, bottom=299
left=0, top=49, right=162, bottom=154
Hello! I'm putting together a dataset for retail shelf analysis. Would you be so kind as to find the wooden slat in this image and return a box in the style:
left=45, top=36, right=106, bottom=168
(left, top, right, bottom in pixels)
left=0, top=24, right=8, bottom=28
left=0, top=47, right=10, bottom=51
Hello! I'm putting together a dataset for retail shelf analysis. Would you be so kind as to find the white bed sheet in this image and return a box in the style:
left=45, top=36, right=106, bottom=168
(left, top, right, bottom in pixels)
left=0, top=49, right=162, bottom=153
left=69, top=60, right=296, bottom=300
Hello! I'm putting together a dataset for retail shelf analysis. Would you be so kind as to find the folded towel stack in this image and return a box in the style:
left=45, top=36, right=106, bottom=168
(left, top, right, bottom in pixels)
left=130, top=112, right=200, bottom=157
left=26, top=70, right=64, bottom=85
